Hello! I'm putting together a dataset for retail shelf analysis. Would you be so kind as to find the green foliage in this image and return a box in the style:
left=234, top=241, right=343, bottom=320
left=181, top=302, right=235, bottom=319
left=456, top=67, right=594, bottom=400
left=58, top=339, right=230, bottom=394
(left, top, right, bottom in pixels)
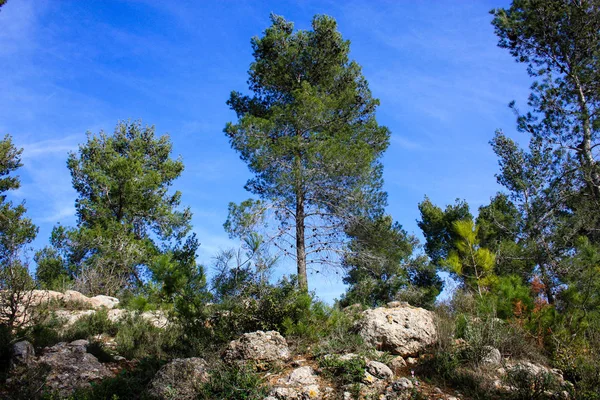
left=118, top=292, right=158, bottom=312
left=197, top=363, right=269, bottom=400
left=63, top=309, right=118, bottom=342
left=226, top=13, right=390, bottom=290
left=504, top=366, right=559, bottom=400
left=60, top=357, right=163, bottom=400
left=282, top=300, right=360, bottom=348
left=208, top=275, right=312, bottom=344
left=341, top=215, right=441, bottom=309
left=115, top=313, right=177, bottom=360
left=39, top=121, right=203, bottom=299
left=0, top=135, right=38, bottom=329
left=485, top=275, right=533, bottom=320
left=477, top=193, right=534, bottom=280
left=23, top=314, right=63, bottom=350
left=417, top=197, right=472, bottom=266
left=318, top=354, right=366, bottom=386
left=34, top=247, right=72, bottom=291
left=444, top=220, right=496, bottom=297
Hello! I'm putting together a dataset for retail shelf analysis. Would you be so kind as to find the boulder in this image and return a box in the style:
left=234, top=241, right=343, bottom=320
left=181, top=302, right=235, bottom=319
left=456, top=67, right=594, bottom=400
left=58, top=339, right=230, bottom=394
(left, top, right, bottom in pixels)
left=223, top=331, right=290, bottom=366
left=10, top=340, right=35, bottom=369
left=366, top=360, right=393, bottom=380
left=38, top=340, right=114, bottom=396
left=148, top=357, right=209, bottom=400
left=63, top=290, right=91, bottom=305
left=29, top=290, right=65, bottom=305
left=57, top=290, right=120, bottom=310
left=356, top=304, right=436, bottom=356
left=89, top=295, right=119, bottom=309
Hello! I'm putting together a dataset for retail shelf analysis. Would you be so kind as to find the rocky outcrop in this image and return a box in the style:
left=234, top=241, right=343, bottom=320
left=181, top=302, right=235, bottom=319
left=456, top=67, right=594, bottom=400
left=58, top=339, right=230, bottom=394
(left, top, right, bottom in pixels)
left=356, top=303, right=437, bottom=356
left=147, top=358, right=209, bottom=400
left=223, top=330, right=290, bottom=367
left=52, top=308, right=168, bottom=329
left=31, top=290, right=120, bottom=310
left=37, top=340, right=115, bottom=397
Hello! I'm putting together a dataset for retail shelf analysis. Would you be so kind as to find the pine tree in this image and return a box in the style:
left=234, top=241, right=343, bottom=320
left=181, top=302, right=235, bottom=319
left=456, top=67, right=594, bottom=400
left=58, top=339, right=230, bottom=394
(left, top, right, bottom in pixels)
left=225, top=14, right=390, bottom=290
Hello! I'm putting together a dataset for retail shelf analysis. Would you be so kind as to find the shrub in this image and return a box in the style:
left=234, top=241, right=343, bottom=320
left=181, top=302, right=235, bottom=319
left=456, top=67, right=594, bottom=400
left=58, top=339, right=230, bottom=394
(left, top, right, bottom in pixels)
left=197, top=363, right=268, bottom=400
left=115, top=313, right=177, bottom=360
left=22, top=314, right=63, bottom=349
left=318, top=354, right=366, bottom=386
left=60, top=357, right=163, bottom=400
left=63, top=309, right=117, bottom=342
left=504, top=366, right=559, bottom=400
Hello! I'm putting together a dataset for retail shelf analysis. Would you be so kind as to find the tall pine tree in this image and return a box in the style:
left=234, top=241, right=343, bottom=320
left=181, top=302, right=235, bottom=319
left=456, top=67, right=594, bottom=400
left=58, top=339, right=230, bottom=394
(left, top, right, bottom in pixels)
left=225, top=14, right=390, bottom=291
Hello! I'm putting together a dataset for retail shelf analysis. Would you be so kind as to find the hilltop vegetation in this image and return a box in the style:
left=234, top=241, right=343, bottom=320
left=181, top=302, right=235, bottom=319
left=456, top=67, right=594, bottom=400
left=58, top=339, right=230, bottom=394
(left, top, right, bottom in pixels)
left=1, top=1, right=600, bottom=398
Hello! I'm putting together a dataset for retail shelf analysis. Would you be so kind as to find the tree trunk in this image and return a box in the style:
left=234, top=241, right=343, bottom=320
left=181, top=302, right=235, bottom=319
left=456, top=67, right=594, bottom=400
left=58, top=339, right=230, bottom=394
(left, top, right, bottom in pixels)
left=296, top=190, right=308, bottom=292
left=574, top=76, right=600, bottom=201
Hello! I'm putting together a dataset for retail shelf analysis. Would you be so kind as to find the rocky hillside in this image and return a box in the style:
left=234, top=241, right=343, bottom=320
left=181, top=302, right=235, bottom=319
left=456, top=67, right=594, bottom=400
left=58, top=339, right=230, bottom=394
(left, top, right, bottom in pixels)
left=0, top=294, right=574, bottom=399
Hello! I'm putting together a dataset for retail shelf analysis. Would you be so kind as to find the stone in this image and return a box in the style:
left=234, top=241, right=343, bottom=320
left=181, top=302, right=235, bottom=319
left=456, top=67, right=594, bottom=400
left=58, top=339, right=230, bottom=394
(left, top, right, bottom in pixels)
left=272, top=365, right=321, bottom=399
left=390, top=356, right=407, bottom=371
left=405, top=357, right=418, bottom=366
left=38, top=341, right=114, bottom=396
left=363, top=371, right=378, bottom=385
left=356, top=304, right=437, bottom=356
left=141, top=310, right=169, bottom=328
left=366, top=360, right=393, bottom=380
left=282, top=366, right=318, bottom=386
left=223, top=331, right=290, bottom=366
left=63, top=290, right=91, bottom=305
left=89, top=295, right=119, bottom=309
left=69, top=339, right=89, bottom=353
left=29, top=290, right=65, bottom=306
left=303, top=385, right=320, bottom=399
left=391, top=377, right=414, bottom=392
left=481, top=346, right=502, bottom=366
left=10, top=340, right=34, bottom=369
left=269, top=387, right=300, bottom=399
left=147, top=357, right=209, bottom=400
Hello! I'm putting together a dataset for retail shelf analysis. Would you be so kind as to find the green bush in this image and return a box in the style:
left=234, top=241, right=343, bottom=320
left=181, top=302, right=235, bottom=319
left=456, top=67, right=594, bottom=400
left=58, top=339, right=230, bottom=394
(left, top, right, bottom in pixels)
left=115, top=313, right=177, bottom=360
left=56, top=357, right=163, bottom=400
left=504, top=366, right=559, bottom=400
left=205, top=276, right=314, bottom=344
left=118, top=291, right=159, bottom=312
left=22, top=315, right=63, bottom=350
left=197, top=363, right=268, bottom=400
left=63, top=309, right=117, bottom=342
left=318, top=354, right=366, bottom=386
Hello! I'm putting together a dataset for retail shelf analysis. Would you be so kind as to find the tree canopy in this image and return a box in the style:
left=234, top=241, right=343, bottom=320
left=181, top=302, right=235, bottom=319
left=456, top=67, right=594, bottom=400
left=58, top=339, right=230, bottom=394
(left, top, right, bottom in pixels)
left=225, top=14, right=390, bottom=290
left=36, top=121, right=202, bottom=297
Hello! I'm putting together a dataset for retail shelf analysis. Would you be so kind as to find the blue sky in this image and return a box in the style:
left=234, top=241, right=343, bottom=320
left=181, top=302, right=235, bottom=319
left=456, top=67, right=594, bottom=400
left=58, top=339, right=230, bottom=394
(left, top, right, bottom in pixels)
left=0, top=0, right=532, bottom=303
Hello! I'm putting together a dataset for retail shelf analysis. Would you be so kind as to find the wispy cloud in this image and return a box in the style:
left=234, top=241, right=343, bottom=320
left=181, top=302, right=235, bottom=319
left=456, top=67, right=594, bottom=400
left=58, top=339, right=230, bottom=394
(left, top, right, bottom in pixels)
left=391, top=135, right=426, bottom=151
left=22, top=136, right=79, bottom=159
